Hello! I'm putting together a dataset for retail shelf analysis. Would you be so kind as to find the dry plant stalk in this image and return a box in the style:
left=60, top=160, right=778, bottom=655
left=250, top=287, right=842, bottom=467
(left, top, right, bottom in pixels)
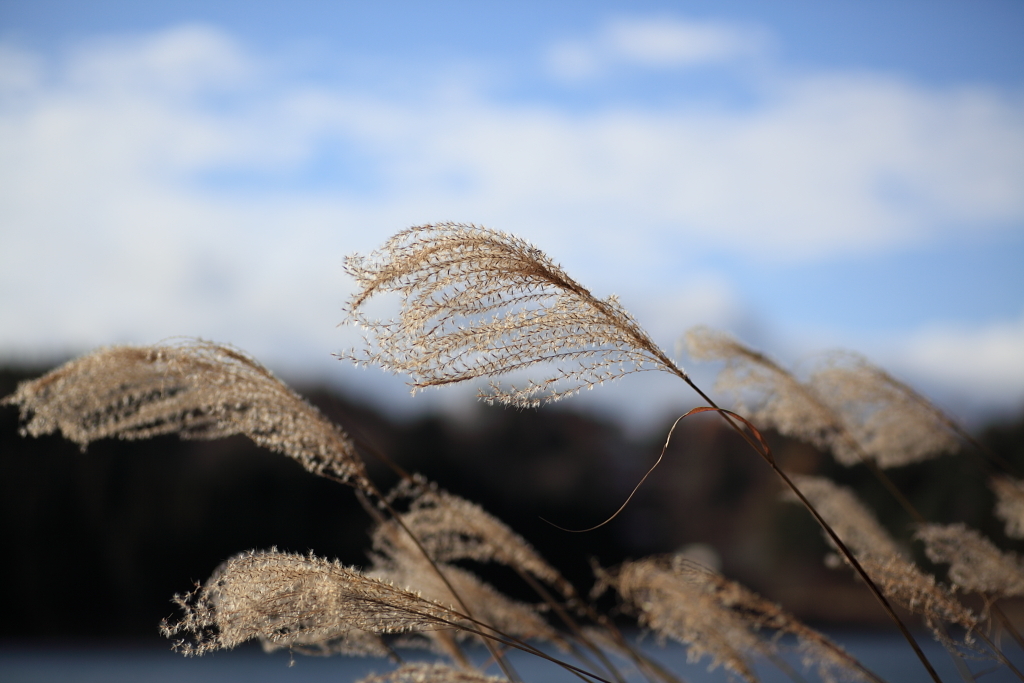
left=598, top=555, right=874, bottom=683
left=162, top=549, right=461, bottom=656
left=1, top=340, right=368, bottom=487
left=387, top=477, right=571, bottom=597
left=686, top=329, right=959, bottom=468
left=916, top=523, right=1024, bottom=598
left=992, top=477, right=1024, bottom=540
left=685, top=327, right=860, bottom=464
left=788, top=477, right=977, bottom=638
left=369, top=518, right=561, bottom=650
left=384, top=480, right=669, bottom=681
left=342, top=223, right=685, bottom=406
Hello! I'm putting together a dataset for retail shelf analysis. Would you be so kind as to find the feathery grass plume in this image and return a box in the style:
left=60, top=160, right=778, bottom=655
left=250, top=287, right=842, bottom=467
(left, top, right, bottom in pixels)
left=342, top=223, right=685, bottom=407
left=787, top=477, right=977, bottom=638
left=595, top=556, right=759, bottom=682
left=685, top=327, right=862, bottom=465
left=992, top=477, right=1024, bottom=540
left=916, top=523, right=1024, bottom=598
left=597, top=555, right=874, bottom=683
left=1, top=340, right=368, bottom=487
left=358, top=663, right=507, bottom=683
left=387, top=477, right=571, bottom=597
left=808, top=352, right=959, bottom=468
left=369, top=516, right=561, bottom=649
left=162, top=549, right=464, bottom=656
left=259, top=625, right=390, bottom=658
left=388, top=480, right=704, bottom=682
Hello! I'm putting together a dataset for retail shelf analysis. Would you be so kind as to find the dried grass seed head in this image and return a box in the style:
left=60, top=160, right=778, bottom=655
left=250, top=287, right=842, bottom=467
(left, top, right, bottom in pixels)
left=992, top=477, right=1024, bottom=540
left=785, top=476, right=902, bottom=560
left=343, top=223, right=685, bottom=407
left=2, top=340, right=368, bottom=487
left=259, top=625, right=390, bottom=659
left=809, top=352, right=959, bottom=468
left=369, top=518, right=559, bottom=646
left=916, top=523, right=1024, bottom=598
left=162, top=549, right=460, bottom=656
left=788, top=477, right=977, bottom=635
left=685, top=327, right=861, bottom=464
left=387, top=477, right=568, bottom=595
left=604, top=556, right=761, bottom=682
left=603, top=556, right=870, bottom=683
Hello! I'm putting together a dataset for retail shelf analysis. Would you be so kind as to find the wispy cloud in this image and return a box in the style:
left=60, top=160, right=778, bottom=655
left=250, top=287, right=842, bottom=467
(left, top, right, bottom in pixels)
left=1, top=21, right=1022, bottom=416
left=547, top=16, right=767, bottom=79
left=899, top=311, right=1024, bottom=409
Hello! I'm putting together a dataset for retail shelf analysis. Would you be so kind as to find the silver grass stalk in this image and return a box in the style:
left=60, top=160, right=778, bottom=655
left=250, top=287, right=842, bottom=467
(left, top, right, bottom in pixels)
left=387, top=477, right=570, bottom=596
left=599, top=557, right=760, bottom=682
left=342, top=223, right=685, bottom=407
left=386, top=480, right=663, bottom=682
left=599, top=555, right=874, bottom=683
left=1, top=340, right=368, bottom=487
left=370, top=518, right=561, bottom=647
left=161, top=549, right=464, bottom=656
left=992, top=477, right=1024, bottom=540
left=358, top=663, right=507, bottom=683
left=809, top=352, right=959, bottom=468
left=916, top=523, right=1024, bottom=598
left=788, top=477, right=977, bottom=637
left=685, top=327, right=861, bottom=465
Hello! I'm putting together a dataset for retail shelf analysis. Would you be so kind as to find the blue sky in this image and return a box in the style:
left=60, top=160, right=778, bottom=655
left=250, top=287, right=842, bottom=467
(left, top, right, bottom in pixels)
left=1, top=1, right=1022, bottom=425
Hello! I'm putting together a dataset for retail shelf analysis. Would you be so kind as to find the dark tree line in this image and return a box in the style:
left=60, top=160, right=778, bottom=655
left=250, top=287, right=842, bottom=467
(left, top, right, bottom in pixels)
left=2, top=366, right=1021, bottom=640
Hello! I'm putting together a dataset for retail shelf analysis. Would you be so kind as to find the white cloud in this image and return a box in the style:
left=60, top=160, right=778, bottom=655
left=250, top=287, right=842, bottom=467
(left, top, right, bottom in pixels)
left=898, top=312, right=1024, bottom=408
left=547, top=16, right=766, bottom=78
left=66, top=24, right=253, bottom=95
left=0, top=23, right=1022, bottom=417
left=605, top=17, right=764, bottom=67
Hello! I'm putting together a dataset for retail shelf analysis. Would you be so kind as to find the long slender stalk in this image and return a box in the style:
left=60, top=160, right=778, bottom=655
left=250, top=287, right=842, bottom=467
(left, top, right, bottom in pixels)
left=862, top=458, right=927, bottom=524
left=871, top=367, right=1018, bottom=477
left=512, top=569, right=633, bottom=683
left=993, top=603, right=1024, bottom=652
left=422, top=607, right=615, bottom=683
left=324, top=471, right=522, bottom=681
left=348, top=429, right=685, bottom=683
left=371, top=482, right=523, bottom=682
left=975, top=629, right=1024, bottom=681
left=675, top=375, right=945, bottom=683
left=938, top=624, right=977, bottom=683
left=350, top=432, right=688, bottom=683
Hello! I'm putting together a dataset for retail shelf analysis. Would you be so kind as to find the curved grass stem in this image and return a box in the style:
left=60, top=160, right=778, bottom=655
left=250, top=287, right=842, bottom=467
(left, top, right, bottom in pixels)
left=678, top=375, right=944, bottom=683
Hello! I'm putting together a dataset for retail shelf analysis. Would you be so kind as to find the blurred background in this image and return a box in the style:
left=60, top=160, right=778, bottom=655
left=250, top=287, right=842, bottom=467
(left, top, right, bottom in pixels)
left=2, top=0, right=1024, bottom=671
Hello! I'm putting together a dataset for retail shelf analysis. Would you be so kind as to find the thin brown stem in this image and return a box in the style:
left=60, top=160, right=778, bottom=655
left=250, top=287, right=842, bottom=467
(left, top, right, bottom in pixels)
left=975, top=629, right=1024, bottom=681
left=513, top=569, right=633, bottom=683
left=431, top=608, right=614, bottom=683
left=761, top=647, right=809, bottom=683
left=677, top=381, right=945, bottom=683
left=993, top=603, right=1024, bottom=652
left=594, top=613, right=687, bottom=683
left=774, top=461, right=943, bottom=682
left=365, top=478, right=522, bottom=682
left=875, top=368, right=1018, bottom=477
left=863, top=458, right=927, bottom=524
left=936, top=623, right=977, bottom=683
left=334, top=442, right=524, bottom=680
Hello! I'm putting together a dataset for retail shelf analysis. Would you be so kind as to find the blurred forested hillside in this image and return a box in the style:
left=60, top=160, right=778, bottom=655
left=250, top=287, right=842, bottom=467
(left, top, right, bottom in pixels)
left=2, top=364, right=1023, bottom=641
